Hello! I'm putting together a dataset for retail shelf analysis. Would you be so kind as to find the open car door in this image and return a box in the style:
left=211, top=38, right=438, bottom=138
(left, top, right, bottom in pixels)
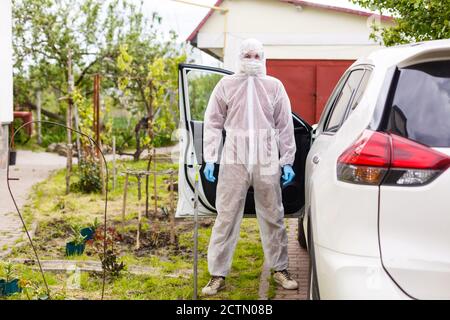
left=176, top=63, right=312, bottom=218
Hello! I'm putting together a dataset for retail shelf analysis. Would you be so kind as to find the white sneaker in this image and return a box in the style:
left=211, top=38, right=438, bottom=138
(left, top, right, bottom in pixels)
left=202, top=276, right=226, bottom=296
left=274, top=270, right=298, bottom=290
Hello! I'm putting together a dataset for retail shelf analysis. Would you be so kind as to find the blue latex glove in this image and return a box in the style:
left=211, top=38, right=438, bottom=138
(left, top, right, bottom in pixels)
left=204, top=163, right=216, bottom=183
left=282, top=165, right=295, bottom=187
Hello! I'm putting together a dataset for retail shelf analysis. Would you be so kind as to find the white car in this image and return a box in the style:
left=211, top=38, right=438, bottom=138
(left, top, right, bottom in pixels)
left=303, top=39, right=450, bottom=300
left=175, top=39, right=450, bottom=300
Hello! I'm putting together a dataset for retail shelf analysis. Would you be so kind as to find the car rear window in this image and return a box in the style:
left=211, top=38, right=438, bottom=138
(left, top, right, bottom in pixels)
left=383, top=60, right=450, bottom=147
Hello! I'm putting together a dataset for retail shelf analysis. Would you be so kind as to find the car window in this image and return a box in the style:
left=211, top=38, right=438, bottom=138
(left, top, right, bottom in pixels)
left=343, top=70, right=372, bottom=121
left=383, top=60, right=450, bottom=147
left=315, top=70, right=350, bottom=131
left=324, top=69, right=365, bottom=133
left=187, top=70, right=225, bottom=121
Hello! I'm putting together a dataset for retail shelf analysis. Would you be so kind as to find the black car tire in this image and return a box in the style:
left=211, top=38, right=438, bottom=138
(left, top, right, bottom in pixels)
left=307, top=219, right=320, bottom=300
left=298, top=216, right=307, bottom=249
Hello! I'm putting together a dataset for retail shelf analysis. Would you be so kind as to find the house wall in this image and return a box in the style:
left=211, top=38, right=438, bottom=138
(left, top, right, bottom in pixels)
left=193, top=0, right=390, bottom=124
left=0, top=0, right=13, bottom=125
left=196, top=0, right=390, bottom=70
left=0, top=0, right=13, bottom=169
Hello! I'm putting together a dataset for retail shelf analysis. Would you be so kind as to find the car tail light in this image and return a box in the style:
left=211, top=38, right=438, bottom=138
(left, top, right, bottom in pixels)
left=337, top=130, right=450, bottom=186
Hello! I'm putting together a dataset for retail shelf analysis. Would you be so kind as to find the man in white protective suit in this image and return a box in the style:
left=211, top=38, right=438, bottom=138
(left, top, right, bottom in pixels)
left=201, top=38, right=299, bottom=296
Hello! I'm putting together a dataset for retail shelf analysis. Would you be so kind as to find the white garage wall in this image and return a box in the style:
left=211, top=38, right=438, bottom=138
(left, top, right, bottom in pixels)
left=0, top=0, right=12, bottom=169
left=0, top=0, right=13, bottom=125
left=195, top=0, right=391, bottom=70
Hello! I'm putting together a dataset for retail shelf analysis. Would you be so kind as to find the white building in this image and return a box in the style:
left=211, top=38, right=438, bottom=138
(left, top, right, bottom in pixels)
left=0, top=0, right=13, bottom=168
left=187, top=0, right=393, bottom=124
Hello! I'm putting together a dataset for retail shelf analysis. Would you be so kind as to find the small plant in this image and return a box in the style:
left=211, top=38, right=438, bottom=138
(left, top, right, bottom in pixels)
left=20, top=279, right=49, bottom=300
left=90, top=226, right=125, bottom=279
left=66, top=224, right=87, bottom=256
left=0, top=263, right=21, bottom=296
left=74, top=160, right=102, bottom=193
left=90, top=217, right=101, bottom=231
left=70, top=225, right=87, bottom=246
left=3, top=263, right=16, bottom=283
left=92, top=225, right=122, bottom=251
left=100, top=250, right=126, bottom=279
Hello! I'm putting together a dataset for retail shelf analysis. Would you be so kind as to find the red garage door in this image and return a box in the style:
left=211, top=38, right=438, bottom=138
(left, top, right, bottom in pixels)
left=267, top=60, right=354, bottom=125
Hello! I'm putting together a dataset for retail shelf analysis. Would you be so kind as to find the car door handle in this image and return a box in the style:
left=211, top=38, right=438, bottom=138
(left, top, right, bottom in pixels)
left=312, top=155, right=320, bottom=165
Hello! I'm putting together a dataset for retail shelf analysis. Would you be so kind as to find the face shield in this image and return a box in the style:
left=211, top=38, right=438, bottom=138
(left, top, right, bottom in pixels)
left=237, top=39, right=266, bottom=76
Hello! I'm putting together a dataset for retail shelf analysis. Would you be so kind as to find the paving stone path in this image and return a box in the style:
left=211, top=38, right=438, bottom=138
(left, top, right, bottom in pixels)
left=0, top=151, right=67, bottom=258
left=259, top=218, right=310, bottom=300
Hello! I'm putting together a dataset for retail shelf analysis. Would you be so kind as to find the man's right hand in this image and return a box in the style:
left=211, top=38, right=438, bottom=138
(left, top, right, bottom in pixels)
left=204, top=163, right=216, bottom=183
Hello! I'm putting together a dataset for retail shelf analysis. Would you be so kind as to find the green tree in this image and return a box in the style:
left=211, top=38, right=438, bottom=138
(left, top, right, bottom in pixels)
left=13, top=0, right=186, bottom=193
left=117, top=33, right=186, bottom=160
left=353, top=0, right=450, bottom=46
left=14, top=0, right=120, bottom=103
left=13, top=0, right=185, bottom=156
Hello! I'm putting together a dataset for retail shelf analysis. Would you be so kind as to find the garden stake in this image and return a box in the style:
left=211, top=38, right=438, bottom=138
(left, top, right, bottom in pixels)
left=122, top=172, right=129, bottom=229
left=169, top=170, right=175, bottom=245
left=100, top=152, right=106, bottom=196
left=112, top=136, right=117, bottom=191
left=153, top=147, right=157, bottom=216
left=6, top=121, right=110, bottom=300
left=145, top=152, right=152, bottom=218
left=193, top=164, right=200, bottom=300
left=136, top=175, right=142, bottom=249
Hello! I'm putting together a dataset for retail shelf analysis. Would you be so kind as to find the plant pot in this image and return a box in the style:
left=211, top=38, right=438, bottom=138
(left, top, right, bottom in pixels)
left=0, top=279, right=5, bottom=296
left=80, top=227, right=95, bottom=241
left=66, top=242, right=85, bottom=256
left=9, top=150, right=17, bottom=166
left=0, top=279, right=21, bottom=296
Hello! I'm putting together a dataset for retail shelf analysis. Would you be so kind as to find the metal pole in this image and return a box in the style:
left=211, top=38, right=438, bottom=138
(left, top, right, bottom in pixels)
left=169, top=170, right=175, bottom=245
left=93, top=74, right=105, bottom=195
left=193, top=165, right=199, bottom=300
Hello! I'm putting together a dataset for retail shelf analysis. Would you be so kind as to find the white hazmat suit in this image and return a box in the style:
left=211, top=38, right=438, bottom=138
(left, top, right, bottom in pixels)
left=204, top=39, right=296, bottom=277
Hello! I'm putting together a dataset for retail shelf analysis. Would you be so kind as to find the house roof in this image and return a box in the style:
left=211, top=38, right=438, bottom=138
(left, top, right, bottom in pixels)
left=186, top=0, right=393, bottom=43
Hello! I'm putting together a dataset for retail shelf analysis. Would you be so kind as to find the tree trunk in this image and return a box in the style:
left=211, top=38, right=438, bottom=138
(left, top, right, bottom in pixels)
left=24, top=101, right=64, bottom=122
left=66, top=50, right=74, bottom=195
left=132, top=116, right=149, bottom=161
left=36, top=91, right=42, bottom=145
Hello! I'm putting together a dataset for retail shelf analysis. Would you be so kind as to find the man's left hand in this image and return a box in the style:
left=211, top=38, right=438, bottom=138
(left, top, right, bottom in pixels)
left=282, top=165, right=296, bottom=187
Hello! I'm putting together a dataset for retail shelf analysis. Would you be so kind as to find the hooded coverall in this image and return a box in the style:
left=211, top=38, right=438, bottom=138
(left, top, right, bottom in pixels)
left=204, top=39, right=296, bottom=277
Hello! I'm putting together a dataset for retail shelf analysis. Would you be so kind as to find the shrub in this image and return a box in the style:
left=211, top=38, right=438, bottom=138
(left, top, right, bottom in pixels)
left=73, top=160, right=102, bottom=193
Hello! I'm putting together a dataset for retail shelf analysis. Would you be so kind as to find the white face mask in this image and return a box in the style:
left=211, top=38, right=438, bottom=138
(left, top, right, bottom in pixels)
left=241, top=59, right=264, bottom=76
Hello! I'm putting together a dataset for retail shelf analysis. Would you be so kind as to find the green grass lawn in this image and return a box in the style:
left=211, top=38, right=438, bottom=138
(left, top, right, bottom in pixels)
left=2, top=158, right=265, bottom=300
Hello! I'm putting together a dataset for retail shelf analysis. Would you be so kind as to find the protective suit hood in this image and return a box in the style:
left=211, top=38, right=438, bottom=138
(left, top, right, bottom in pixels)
left=237, top=38, right=267, bottom=77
